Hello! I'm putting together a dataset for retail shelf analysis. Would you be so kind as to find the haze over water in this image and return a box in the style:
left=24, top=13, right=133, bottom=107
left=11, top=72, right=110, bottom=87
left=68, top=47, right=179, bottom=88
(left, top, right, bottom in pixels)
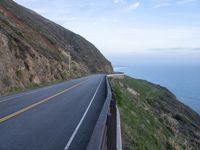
left=112, top=53, right=200, bottom=115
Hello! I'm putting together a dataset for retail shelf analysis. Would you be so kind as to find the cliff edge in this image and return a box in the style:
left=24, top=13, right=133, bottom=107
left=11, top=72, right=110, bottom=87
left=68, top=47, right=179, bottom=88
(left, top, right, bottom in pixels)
left=110, top=76, right=200, bottom=150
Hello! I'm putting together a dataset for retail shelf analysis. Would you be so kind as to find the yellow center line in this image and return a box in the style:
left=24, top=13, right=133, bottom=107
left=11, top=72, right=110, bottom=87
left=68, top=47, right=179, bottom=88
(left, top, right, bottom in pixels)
left=0, top=79, right=88, bottom=124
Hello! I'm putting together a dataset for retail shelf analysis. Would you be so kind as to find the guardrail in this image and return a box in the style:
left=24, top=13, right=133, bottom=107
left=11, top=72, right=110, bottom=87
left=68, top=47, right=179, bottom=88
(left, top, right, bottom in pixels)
left=107, top=73, right=124, bottom=79
left=87, top=76, right=122, bottom=150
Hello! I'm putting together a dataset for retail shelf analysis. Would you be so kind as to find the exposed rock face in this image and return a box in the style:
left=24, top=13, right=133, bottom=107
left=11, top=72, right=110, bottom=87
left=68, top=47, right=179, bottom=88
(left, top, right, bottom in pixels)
left=0, top=0, right=113, bottom=94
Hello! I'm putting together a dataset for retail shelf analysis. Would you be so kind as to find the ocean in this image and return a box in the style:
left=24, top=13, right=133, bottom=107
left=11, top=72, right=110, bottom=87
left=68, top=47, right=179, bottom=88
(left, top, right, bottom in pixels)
left=114, top=63, right=200, bottom=115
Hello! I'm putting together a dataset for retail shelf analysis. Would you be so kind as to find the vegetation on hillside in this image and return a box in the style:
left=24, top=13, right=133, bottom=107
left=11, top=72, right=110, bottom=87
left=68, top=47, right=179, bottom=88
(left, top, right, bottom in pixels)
left=110, top=76, right=200, bottom=150
left=0, top=0, right=112, bottom=95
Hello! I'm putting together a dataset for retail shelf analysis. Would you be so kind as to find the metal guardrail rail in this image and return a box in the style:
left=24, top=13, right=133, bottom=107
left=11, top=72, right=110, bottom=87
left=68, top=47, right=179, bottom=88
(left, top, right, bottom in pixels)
left=107, top=73, right=124, bottom=79
left=87, top=76, right=122, bottom=150
left=116, top=106, right=122, bottom=150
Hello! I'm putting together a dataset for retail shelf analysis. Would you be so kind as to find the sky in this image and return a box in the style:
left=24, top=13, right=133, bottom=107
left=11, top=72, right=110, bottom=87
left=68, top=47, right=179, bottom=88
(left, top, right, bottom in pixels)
left=14, top=0, right=200, bottom=64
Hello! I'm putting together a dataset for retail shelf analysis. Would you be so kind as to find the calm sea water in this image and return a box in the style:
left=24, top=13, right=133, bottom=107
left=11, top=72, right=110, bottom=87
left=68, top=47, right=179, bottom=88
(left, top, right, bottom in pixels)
left=114, top=64, right=200, bottom=114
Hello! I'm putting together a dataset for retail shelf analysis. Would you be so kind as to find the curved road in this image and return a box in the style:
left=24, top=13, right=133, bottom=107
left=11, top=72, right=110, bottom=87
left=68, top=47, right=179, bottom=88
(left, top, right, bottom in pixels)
left=0, top=74, right=107, bottom=150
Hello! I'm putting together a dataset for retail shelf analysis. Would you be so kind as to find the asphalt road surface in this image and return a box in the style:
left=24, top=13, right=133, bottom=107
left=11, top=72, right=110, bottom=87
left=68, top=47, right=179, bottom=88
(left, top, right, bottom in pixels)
left=0, top=74, right=107, bottom=150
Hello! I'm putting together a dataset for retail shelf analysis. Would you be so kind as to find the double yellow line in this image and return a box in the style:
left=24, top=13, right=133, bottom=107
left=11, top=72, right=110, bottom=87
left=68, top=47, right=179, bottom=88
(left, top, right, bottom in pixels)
left=0, top=80, right=87, bottom=124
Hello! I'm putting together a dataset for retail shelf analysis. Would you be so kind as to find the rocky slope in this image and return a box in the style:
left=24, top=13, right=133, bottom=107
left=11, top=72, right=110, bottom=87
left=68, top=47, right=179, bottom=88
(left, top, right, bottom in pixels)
left=110, top=76, right=200, bottom=150
left=0, top=0, right=113, bottom=94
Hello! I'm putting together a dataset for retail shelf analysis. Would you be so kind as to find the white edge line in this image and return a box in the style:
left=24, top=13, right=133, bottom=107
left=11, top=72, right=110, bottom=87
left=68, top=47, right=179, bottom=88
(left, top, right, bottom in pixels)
left=0, top=86, right=52, bottom=103
left=64, top=77, right=104, bottom=150
left=0, top=78, right=85, bottom=103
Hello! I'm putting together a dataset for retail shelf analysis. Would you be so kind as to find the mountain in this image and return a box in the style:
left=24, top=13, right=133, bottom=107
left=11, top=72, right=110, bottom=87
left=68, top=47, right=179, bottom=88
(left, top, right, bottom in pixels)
left=0, top=0, right=113, bottom=95
left=110, top=76, right=200, bottom=150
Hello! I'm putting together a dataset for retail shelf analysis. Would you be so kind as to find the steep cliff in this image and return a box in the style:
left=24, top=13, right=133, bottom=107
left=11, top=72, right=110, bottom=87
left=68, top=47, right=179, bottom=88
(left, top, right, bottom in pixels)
left=0, top=0, right=113, bottom=94
left=111, top=76, right=200, bottom=150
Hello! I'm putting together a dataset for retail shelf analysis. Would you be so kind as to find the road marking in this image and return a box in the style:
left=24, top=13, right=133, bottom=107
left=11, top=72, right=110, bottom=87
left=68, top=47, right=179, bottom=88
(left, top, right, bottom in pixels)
left=0, top=80, right=73, bottom=103
left=0, top=78, right=79, bottom=103
left=64, top=78, right=103, bottom=150
left=0, top=80, right=88, bottom=124
left=0, top=89, right=45, bottom=103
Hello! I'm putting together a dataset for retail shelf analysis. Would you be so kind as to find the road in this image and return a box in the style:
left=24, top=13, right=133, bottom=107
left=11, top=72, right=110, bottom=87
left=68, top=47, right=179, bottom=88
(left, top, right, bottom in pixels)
left=0, top=74, right=107, bottom=150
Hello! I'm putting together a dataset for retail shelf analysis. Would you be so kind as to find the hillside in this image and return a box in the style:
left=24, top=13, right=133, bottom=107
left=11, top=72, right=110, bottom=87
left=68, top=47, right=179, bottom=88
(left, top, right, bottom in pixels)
left=110, top=76, right=200, bottom=150
left=0, top=0, right=113, bottom=95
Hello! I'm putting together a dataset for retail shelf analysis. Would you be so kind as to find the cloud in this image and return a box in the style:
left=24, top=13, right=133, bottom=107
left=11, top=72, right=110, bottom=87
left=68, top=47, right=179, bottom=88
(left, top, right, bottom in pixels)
left=119, top=28, right=138, bottom=34
left=113, top=0, right=125, bottom=4
left=127, top=2, right=140, bottom=10
left=149, top=47, right=200, bottom=52
left=112, top=18, right=119, bottom=23
left=154, top=2, right=172, bottom=8
left=100, top=17, right=108, bottom=22
left=63, top=16, right=77, bottom=22
left=154, top=0, right=197, bottom=8
left=177, top=0, right=197, bottom=5
left=92, top=22, right=97, bottom=26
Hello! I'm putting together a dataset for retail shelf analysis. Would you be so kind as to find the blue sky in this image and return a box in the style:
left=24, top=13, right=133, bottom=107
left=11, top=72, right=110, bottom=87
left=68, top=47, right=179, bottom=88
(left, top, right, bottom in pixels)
left=14, top=0, right=200, bottom=63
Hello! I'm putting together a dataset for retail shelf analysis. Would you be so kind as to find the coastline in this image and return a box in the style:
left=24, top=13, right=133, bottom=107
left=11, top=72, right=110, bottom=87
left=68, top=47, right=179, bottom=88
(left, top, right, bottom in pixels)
left=110, top=75, right=200, bottom=149
left=114, top=64, right=200, bottom=115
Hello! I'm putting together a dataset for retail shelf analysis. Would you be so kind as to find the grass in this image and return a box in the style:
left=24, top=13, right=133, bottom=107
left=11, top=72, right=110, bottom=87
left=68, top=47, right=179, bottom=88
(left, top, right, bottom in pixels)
left=110, top=76, right=169, bottom=150
left=109, top=76, right=197, bottom=150
left=16, top=70, right=26, bottom=80
left=7, top=82, right=40, bottom=96
left=15, top=30, right=24, bottom=38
